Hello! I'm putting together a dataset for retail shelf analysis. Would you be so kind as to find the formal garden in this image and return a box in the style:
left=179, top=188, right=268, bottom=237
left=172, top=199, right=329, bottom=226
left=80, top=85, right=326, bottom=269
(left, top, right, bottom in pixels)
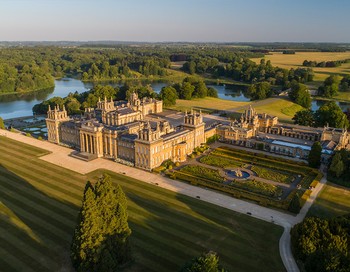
left=166, top=146, right=322, bottom=213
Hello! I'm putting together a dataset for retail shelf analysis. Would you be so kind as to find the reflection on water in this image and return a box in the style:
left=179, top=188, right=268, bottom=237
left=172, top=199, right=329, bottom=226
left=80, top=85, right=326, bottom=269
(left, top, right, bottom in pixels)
left=0, top=78, right=96, bottom=119
left=0, top=87, right=55, bottom=103
left=207, top=84, right=250, bottom=102
left=311, top=100, right=350, bottom=111
left=0, top=78, right=171, bottom=120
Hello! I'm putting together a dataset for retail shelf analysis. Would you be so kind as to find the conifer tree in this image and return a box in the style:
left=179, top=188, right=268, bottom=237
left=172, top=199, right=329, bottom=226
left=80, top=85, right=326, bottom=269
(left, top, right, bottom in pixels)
left=71, top=175, right=131, bottom=271
left=308, top=141, right=322, bottom=168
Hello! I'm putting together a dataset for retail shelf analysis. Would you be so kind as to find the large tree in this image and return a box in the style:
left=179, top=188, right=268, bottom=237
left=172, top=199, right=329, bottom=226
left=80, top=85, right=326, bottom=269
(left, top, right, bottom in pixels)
left=308, top=141, right=322, bottom=168
left=314, top=101, right=349, bottom=129
left=247, top=81, right=272, bottom=100
left=329, top=152, right=345, bottom=178
left=71, top=175, right=131, bottom=272
left=318, top=75, right=341, bottom=98
left=292, top=109, right=315, bottom=126
left=291, top=216, right=350, bottom=272
left=181, top=251, right=227, bottom=272
left=160, top=86, right=178, bottom=106
left=289, top=82, right=311, bottom=108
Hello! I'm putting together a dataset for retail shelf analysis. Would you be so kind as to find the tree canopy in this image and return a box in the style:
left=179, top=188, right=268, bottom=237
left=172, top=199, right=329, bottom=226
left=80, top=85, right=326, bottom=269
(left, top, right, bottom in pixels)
left=292, top=109, right=315, bottom=127
left=289, top=81, right=311, bottom=108
left=314, top=101, right=349, bottom=129
left=160, top=86, right=178, bottom=106
left=71, top=174, right=131, bottom=271
left=291, top=215, right=350, bottom=272
left=318, top=75, right=341, bottom=98
left=181, top=251, right=227, bottom=272
left=328, top=149, right=350, bottom=186
left=248, top=81, right=272, bottom=100
left=308, top=141, right=322, bottom=168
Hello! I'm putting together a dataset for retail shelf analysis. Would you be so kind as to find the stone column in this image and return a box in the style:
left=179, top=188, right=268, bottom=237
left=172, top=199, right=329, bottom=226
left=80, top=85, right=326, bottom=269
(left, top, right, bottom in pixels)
left=89, top=135, right=93, bottom=154
left=80, top=133, right=85, bottom=152
left=108, top=134, right=113, bottom=156
left=103, top=135, right=107, bottom=155
left=84, top=134, right=88, bottom=152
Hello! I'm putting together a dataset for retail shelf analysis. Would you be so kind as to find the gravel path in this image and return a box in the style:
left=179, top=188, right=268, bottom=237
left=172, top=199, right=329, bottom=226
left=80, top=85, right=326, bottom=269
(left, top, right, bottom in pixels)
left=0, top=129, right=327, bottom=272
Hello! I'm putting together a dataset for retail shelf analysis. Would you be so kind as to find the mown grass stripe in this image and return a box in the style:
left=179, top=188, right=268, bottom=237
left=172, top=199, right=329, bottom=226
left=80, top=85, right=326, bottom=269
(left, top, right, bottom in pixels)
left=129, top=217, right=203, bottom=257
left=0, top=137, right=49, bottom=156
left=0, top=246, right=36, bottom=272
left=0, top=172, right=78, bottom=218
left=0, top=143, right=85, bottom=179
left=0, top=195, right=72, bottom=242
left=0, top=221, right=67, bottom=268
left=127, top=209, right=249, bottom=265
left=0, top=183, right=76, bottom=231
left=119, top=182, right=240, bottom=230
left=0, top=159, right=83, bottom=205
left=0, top=231, right=58, bottom=272
left=131, top=238, right=181, bottom=271
left=0, top=150, right=86, bottom=193
left=126, top=197, right=238, bottom=243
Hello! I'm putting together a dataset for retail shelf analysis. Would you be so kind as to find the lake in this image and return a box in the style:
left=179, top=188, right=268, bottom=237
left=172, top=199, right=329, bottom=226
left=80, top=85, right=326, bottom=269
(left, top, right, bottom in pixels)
left=0, top=79, right=250, bottom=119
left=0, top=78, right=99, bottom=119
left=1, top=78, right=348, bottom=120
left=311, top=100, right=350, bottom=111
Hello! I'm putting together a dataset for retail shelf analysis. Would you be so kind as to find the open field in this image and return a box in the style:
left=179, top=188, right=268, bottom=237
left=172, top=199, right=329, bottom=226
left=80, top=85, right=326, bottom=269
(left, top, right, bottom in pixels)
left=252, top=52, right=350, bottom=83
left=167, top=96, right=303, bottom=123
left=0, top=136, right=285, bottom=272
left=166, top=97, right=250, bottom=112
left=307, top=182, right=350, bottom=218
left=234, top=98, right=304, bottom=123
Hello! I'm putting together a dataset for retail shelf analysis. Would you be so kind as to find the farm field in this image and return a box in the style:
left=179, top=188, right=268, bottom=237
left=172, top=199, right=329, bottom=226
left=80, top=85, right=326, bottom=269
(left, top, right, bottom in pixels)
left=0, top=136, right=285, bottom=272
left=252, top=51, right=350, bottom=83
left=307, top=182, right=350, bottom=219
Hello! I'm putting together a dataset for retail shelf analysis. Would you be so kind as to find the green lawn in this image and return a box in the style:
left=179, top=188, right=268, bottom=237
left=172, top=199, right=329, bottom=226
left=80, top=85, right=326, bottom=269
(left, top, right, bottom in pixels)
left=0, top=136, right=285, bottom=272
left=307, top=182, right=350, bottom=219
left=167, top=97, right=304, bottom=123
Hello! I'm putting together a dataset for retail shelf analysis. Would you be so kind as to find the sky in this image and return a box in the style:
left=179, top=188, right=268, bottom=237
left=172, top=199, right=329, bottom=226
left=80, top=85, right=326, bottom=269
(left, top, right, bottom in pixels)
left=0, top=0, right=349, bottom=42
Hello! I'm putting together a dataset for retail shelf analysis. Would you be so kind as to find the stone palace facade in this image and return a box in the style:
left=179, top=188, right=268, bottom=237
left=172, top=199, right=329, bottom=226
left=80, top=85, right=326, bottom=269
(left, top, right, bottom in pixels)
left=47, top=93, right=350, bottom=168
left=46, top=93, right=206, bottom=170
left=216, top=105, right=350, bottom=160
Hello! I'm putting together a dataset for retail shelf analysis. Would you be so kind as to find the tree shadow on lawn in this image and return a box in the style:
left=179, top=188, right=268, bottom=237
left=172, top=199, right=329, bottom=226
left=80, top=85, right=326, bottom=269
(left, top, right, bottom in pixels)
left=126, top=188, right=285, bottom=272
left=0, top=164, right=78, bottom=272
left=125, top=191, right=237, bottom=271
left=173, top=193, right=286, bottom=272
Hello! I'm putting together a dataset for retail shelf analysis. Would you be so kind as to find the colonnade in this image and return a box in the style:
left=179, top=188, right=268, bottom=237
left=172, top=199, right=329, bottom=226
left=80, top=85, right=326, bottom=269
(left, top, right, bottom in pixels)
left=80, top=132, right=104, bottom=156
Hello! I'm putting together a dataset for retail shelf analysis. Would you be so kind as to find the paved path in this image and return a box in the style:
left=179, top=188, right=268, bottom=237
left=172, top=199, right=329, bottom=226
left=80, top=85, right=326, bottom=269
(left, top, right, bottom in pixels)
left=0, top=129, right=328, bottom=272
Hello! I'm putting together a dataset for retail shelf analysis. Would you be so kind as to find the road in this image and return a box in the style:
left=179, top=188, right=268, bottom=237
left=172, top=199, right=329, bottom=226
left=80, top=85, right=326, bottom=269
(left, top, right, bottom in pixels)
left=0, top=129, right=327, bottom=272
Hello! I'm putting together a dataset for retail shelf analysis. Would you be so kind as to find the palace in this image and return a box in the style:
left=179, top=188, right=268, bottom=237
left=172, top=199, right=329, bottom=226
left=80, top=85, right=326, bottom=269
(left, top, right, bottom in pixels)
left=47, top=94, right=350, bottom=167
left=217, top=105, right=350, bottom=160
left=46, top=93, right=207, bottom=170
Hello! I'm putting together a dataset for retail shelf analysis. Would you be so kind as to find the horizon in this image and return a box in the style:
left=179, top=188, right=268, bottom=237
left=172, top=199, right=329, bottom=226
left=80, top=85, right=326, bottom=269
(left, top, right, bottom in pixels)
left=1, top=0, right=350, bottom=43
